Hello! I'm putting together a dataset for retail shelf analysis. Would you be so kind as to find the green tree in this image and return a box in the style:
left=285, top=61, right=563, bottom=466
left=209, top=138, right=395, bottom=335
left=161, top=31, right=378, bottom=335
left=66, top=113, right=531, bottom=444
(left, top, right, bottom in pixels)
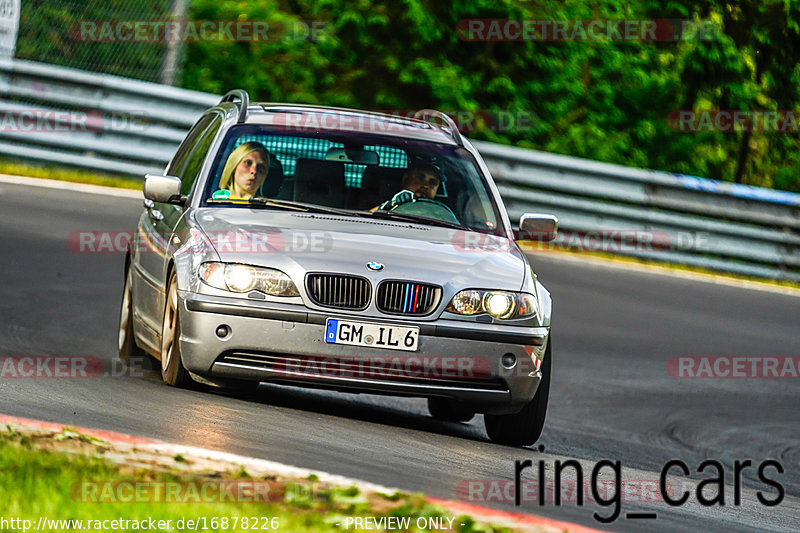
left=179, top=0, right=800, bottom=192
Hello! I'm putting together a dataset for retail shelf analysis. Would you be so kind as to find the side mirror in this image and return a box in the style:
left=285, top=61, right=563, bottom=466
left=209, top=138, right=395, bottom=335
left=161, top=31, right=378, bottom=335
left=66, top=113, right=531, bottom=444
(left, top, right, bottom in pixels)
left=518, top=213, right=558, bottom=242
left=144, top=174, right=186, bottom=206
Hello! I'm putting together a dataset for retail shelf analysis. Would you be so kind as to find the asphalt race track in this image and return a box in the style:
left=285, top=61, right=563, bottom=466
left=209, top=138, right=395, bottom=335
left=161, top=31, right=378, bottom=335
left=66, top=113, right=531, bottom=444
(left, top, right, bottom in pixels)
left=1, top=181, right=799, bottom=532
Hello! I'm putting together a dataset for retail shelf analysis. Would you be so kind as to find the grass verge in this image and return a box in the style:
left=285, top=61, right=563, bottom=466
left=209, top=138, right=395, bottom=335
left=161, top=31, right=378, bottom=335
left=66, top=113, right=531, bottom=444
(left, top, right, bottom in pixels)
left=0, top=427, right=520, bottom=533
left=0, top=159, right=142, bottom=190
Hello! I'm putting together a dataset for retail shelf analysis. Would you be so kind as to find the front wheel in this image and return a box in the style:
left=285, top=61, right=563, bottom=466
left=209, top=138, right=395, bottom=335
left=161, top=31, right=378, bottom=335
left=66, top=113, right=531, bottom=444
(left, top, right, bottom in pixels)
left=160, top=271, right=196, bottom=388
left=484, top=337, right=551, bottom=446
left=118, top=264, right=146, bottom=365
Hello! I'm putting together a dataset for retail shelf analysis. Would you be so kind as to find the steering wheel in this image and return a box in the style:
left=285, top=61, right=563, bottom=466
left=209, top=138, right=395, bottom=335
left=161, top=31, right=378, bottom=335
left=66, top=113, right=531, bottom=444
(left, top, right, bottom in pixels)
left=391, top=198, right=461, bottom=225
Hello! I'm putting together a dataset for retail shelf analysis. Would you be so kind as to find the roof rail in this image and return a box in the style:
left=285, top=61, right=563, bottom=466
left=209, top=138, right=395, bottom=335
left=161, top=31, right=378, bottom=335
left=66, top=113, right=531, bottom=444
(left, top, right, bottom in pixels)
left=220, top=89, right=249, bottom=123
left=412, top=109, right=464, bottom=146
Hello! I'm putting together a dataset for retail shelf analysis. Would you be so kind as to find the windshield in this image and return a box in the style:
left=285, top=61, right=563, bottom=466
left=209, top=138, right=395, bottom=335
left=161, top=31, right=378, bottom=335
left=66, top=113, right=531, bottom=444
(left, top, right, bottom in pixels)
left=201, top=125, right=505, bottom=235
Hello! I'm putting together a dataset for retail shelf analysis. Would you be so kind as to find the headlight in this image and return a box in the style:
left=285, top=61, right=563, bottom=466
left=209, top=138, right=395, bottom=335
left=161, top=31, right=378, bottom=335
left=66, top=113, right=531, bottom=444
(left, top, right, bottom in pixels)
left=446, top=290, right=537, bottom=319
left=484, top=291, right=515, bottom=319
left=199, top=262, right=299, bottom=297
left=447, top=289, right=483, bottom=315
left=225, top=264, right=258, bottom=292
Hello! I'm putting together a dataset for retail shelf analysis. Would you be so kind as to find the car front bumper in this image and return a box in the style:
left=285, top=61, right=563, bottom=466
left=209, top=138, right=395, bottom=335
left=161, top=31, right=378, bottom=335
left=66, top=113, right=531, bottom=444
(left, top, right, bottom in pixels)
left=179, top=293, right=550, bottom=414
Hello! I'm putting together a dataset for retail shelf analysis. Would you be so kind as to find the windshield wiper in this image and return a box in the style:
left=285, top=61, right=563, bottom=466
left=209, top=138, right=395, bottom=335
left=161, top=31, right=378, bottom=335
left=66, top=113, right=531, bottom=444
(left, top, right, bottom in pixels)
left=207, top=198, right=279, bottom=208
left=358, top=209, right=470, bottom=231
left=208, top=197, right=354, bottom=216
left=250, top=197, right=362, bottom=216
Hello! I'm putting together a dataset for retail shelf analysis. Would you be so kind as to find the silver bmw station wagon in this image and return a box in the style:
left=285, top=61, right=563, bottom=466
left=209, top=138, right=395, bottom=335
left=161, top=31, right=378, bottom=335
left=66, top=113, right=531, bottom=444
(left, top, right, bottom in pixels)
left=119, top=90, right=557, bottom=446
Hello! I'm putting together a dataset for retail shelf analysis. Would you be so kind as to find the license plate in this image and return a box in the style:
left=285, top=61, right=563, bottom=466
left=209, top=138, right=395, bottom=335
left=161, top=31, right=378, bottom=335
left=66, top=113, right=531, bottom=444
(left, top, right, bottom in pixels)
left=325, top=319, right=419, bottom=352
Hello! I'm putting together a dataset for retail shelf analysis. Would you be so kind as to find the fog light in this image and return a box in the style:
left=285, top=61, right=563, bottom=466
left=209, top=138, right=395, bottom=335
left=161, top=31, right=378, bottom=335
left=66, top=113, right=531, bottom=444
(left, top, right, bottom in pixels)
left=216, top=325, right=230, bottom=338
left=501, top=353, right=516, bottom=369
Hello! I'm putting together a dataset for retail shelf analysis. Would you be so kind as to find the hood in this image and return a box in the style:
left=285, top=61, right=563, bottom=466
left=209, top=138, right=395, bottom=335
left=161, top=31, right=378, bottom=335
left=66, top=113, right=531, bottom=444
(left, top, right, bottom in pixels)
left=192, top=208, right=527, bottom=294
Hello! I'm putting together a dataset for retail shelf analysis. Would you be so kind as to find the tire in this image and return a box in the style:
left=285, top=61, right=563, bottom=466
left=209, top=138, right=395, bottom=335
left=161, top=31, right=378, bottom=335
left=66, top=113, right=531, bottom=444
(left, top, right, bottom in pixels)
left=160, top=271, right=196, bottom=388
left=118, top=265, right=147, bottom=365
left=485, top=338, right=551, bottom=446
left=428, top=398, right=475, bottom=422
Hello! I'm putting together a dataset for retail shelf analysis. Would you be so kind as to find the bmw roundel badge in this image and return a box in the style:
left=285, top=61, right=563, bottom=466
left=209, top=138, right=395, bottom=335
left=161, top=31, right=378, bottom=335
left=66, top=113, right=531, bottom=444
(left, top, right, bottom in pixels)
left=366, top=262, right=384, bottom=271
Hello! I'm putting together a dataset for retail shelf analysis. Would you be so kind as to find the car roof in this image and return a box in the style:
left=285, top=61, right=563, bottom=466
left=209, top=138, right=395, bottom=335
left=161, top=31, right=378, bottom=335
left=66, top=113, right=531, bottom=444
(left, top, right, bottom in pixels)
left=240, top=103, right=460, bottom=145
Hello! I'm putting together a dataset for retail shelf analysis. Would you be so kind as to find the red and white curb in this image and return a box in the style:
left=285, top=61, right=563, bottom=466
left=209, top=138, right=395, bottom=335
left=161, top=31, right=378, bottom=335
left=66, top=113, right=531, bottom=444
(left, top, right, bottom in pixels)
left=0, top=413, right=607, bottom=533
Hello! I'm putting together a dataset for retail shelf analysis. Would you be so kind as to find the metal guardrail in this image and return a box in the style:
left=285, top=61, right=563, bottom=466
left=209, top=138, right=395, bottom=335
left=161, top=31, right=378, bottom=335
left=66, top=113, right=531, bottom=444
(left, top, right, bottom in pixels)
left=0, top=58, right=216, bottom=176
left=1, top=58, right=799, bottom=281
left=476, top=141, right=800, bottom=281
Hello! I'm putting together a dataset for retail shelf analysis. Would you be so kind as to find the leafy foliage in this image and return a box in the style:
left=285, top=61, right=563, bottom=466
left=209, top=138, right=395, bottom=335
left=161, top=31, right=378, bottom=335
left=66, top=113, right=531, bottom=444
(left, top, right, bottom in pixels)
left=180, top=0, right=800, bottom=191
left=18, top=0, right=800, bottom=191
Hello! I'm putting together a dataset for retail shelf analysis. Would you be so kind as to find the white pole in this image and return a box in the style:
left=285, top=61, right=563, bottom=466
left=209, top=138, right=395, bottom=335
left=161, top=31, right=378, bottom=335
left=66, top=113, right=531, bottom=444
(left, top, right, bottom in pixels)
left=159, top=0, right=189, bottom=85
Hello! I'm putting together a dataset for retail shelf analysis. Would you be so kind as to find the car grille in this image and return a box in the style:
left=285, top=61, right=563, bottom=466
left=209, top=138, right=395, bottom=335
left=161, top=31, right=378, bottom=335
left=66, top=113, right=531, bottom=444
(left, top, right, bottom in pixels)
left=376, top=281, right=441, bottom=315
left=306, top=273, right=371, bottom=310
left=215, top=351, right=508, bottom=391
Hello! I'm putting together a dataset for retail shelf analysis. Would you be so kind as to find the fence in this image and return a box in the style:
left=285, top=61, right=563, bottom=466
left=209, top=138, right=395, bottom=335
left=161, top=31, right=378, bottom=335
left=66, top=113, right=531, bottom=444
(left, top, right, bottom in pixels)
left=1, top=58, right=798, bottom=281
left=16, top=0, right=180, bottom=84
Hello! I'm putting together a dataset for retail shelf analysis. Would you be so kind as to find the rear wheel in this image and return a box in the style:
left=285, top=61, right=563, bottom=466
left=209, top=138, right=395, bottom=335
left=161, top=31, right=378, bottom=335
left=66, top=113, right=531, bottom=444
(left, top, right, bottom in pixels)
left=484, top=338, right=551, bottom=446
left=427, top=398, right=475, bottom=422
left=160, top=271, right=196, bottom=388
left=118, top=265, right=146, bottom=365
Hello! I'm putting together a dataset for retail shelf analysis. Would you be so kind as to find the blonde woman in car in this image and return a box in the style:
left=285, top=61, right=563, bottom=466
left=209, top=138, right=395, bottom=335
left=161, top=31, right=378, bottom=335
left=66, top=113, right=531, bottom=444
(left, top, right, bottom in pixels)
left=217, top=142, right=270, bottom=199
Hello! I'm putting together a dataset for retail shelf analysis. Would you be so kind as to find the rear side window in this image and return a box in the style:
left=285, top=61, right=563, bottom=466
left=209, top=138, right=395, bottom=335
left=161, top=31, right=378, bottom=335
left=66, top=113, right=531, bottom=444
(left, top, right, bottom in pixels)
left=179, top=116, right=222, bottom=195
left=167, top=115, right=213, bottom=176
left=167, top=114, right=222, bottom=195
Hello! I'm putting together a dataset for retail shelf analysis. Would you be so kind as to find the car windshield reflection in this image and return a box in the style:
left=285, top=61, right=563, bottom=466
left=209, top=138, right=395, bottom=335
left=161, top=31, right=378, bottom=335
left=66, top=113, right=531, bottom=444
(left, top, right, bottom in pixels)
left=202, top=126, right=504, bottom=235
